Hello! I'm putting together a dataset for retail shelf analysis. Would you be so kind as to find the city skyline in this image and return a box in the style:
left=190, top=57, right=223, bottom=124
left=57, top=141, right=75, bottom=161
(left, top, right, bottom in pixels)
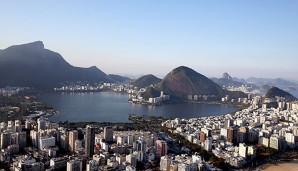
left=1, top=1, right=297, bottom=80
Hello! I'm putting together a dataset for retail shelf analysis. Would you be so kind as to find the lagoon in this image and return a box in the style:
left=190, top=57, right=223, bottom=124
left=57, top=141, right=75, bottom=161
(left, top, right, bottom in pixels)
left=39, top=92, right=238, bottom=123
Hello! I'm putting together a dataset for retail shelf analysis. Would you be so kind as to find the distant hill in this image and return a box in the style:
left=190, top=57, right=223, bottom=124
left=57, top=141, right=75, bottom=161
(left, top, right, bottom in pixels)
left=264, top=86, right=297, bottom=101
left=159, top=66, right=223, bottom=99
left=222, top=72, right=232, bottom=80
left=211, top=72, right=244, bottom=87
left=246, top=77, right=297, bottom=87
left=109, top=74, right=132, bottom=83
left=131, top=74, right=161, bottom=88
left=0, top=41, right=113, bottom=88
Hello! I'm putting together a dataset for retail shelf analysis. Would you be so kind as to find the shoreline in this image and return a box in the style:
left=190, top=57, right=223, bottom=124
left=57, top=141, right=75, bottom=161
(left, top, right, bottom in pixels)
left=37, top=90, right=242, bottom=124
left=43, top=89, right=247, bottom=109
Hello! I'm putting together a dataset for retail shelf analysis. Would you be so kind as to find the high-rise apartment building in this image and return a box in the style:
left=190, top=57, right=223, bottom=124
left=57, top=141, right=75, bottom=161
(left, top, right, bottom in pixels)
left=69, top=130, right=78, bottom=152
left=85, top=125, right=95, bottom=158
left=103, top=126, right=113, bottom=142
left=155, top=140, right=167, bottom=158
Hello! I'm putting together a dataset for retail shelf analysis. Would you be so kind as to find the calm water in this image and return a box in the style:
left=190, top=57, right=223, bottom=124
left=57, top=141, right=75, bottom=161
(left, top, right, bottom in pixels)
left=39, top=92, right=238, bottom=123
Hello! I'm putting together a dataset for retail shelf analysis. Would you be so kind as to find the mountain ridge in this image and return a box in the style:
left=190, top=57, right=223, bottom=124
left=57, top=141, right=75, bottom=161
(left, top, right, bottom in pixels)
left=0, top=41, right=113, bottom=88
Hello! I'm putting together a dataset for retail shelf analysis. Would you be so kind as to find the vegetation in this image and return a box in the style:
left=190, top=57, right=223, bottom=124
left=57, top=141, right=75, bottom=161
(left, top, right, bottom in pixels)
left=256, top=145, right=278, bottom=156
left=158, top=66, right=222, bottom=98
left=58, top=115, right=166, bottom=133
left=156, top=66, right=246, bottom=102
left=222, top=89, right=247, bottom=99
left=264, top=86, right=297, bottom=101
left=109, top=74, right=131, bottom=83
left=131, top=74, right=161, bottom=88
left=0, top=93, right=54, bottom=122
left=141, top=87, right=161, bottom=100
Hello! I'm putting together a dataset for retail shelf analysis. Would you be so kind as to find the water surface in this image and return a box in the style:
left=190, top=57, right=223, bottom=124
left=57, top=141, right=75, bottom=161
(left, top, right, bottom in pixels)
left=40, top=92, right=238, bottom=122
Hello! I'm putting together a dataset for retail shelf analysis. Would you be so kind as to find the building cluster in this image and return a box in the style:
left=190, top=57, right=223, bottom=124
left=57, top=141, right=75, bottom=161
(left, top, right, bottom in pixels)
left=0, top=87, right=28, bottom=97
left=187, top=92, right=253, bottom=105
left=224, top=85, right=257, bottom=95
left=160, top=154, right=220, bottom=171
left=0, top=116, right=189, bottom=171
left=130, top=91, right=170, bottom=105
left=0, top=116, right=223, bottom=171
left=187, top=94, right=217, bottom=101
left=54, top=83, right=130, bottom=93
left=221, top=94, right=254, bottom=105
left=2, top=91, right=298, bottom=170
left=0, top=120, right=26, bottom=162
left=54, top=82, right=170, bottom=106
left=162, top=99, right=298, bottom=168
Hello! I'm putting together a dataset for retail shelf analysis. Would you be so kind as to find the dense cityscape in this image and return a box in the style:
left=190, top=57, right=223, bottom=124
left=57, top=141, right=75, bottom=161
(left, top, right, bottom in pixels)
left=1, top=1, right=298, bottom=171
left=0, top=84, right=298, bottom=171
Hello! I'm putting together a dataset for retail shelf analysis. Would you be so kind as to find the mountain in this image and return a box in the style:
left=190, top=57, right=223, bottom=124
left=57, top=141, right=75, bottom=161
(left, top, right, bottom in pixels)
left=0, top=41, right=113, bottom=88
left=211, top=72, right=244, bottom=87
left=131, top=74, right=161, bottom=88
left=246, top=77, right=297, bottom=87
left=159, top=66, right=224, bottom=99
left=232, top=77, right=247, bottom=84
left=222, top=72, right=232, bottom=80
left=264, top=86, right=297, bottom=101
left=109, top=74, right=132, bottom=83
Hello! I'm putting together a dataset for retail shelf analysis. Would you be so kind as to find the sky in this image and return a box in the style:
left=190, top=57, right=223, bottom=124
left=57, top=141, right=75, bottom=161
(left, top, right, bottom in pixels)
left=0, top=1, right=297, bottom=80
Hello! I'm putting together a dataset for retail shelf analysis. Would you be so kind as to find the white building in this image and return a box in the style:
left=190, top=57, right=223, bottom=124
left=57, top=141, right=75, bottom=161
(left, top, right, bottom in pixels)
left=248, top=146, right=256, bottom=157
left=285, top=133, right=296, bottom=148
left=204, top=138, right=212, bottom=152
left=269, top=136, right=280, bottom=151
left=239, top=143, right=247, bottom=158
left=14, top=120, right=21, bottom=132
left=220, top=128, right=228, bottom=139
left=160, top=155, right=171, bottom=171
left=39, top=136, right=55, bottom=150
left=258, top=137, right=269, bottom=147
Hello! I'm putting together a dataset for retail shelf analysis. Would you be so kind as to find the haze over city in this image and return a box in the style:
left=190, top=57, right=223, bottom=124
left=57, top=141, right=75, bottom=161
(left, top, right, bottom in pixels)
left=1, top=1, right=297, bottom=80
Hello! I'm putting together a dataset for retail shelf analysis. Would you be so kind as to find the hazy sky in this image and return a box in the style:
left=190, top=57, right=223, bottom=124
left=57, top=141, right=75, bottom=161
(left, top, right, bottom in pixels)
left=1, top=1, right=297, bottom=80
